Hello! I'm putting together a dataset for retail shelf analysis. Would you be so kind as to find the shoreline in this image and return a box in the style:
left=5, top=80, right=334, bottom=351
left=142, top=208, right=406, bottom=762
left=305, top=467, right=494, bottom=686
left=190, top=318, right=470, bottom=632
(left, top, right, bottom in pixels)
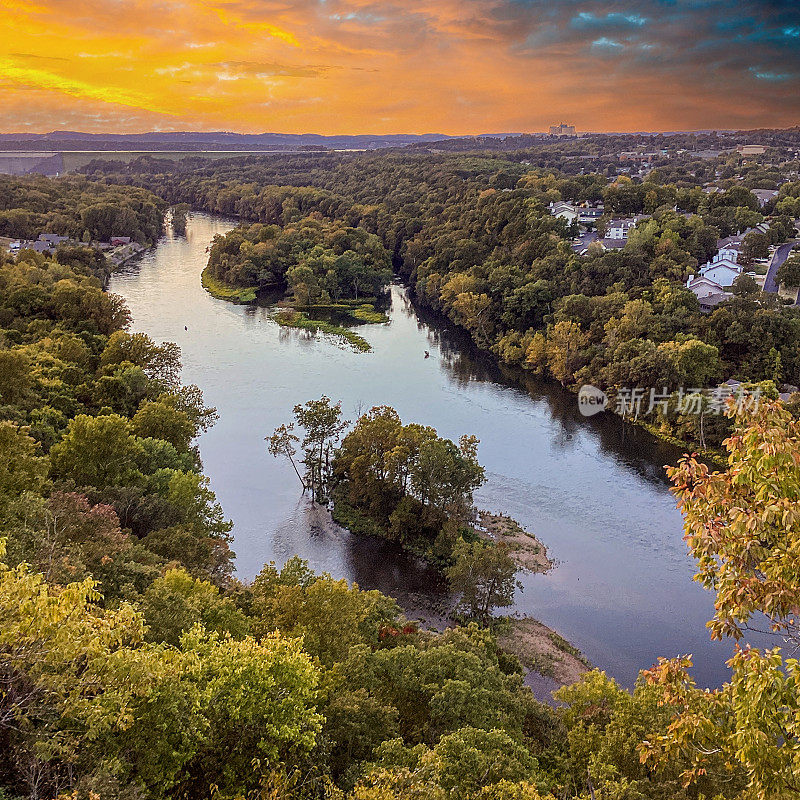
left=201, top=265, right=258, bottom=303
left=408, top=288, right=727, bottom=462
left=323, top=501, right=590, bottom=698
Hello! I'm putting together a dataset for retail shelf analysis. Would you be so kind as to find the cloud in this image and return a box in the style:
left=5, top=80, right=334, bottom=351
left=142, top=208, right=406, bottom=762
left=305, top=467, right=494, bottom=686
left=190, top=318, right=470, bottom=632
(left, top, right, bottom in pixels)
left=572, top=11, right=647, bottom=29
left=0, top=0, right=798, bottom=133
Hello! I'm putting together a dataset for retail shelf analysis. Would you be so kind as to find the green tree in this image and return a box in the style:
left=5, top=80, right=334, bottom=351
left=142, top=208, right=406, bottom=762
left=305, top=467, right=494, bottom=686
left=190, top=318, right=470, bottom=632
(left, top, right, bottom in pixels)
left=446, top=540, right=520, bottom=624
left=140, top=567, right=248, bottom=645
left=271, top=397, right=349, bottom=502
left=776, top=253, right=800, bottom=288
left=132, top=399, right=196, bottom=451
left=50, top=413, right=141, bottom=488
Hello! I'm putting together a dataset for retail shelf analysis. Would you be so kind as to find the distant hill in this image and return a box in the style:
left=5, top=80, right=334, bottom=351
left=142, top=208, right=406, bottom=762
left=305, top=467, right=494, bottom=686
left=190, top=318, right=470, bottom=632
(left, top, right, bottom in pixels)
left=0, top=130, right=536, bottom=152
left=0, top=131, right=460, bottom=151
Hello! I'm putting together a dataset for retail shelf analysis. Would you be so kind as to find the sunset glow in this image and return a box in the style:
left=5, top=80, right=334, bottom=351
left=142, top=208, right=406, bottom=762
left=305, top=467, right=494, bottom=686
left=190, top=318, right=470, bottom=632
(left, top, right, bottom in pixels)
left=2, top=0, right=799, bottom=134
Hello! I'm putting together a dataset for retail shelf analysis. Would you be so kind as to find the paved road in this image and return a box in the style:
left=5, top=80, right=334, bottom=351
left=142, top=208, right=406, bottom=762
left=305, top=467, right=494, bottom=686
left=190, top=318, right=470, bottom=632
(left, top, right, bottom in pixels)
left=763, top=240, right=796, bottom=294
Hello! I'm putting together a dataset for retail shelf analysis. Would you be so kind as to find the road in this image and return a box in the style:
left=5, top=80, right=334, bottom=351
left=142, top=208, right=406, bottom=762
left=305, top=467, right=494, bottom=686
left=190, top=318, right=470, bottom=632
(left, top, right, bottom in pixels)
left=763, top=240, right=797, bottom=294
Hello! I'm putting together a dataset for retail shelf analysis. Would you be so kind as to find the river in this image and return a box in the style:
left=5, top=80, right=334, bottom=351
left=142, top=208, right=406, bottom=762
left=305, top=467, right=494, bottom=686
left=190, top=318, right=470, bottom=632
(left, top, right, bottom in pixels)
left=109, top=212, right=768, bottom=690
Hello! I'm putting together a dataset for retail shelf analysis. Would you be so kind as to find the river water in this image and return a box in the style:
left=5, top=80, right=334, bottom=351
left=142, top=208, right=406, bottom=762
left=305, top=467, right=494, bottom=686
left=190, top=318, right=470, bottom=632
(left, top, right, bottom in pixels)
left=109, top=212, right=767, bottom=689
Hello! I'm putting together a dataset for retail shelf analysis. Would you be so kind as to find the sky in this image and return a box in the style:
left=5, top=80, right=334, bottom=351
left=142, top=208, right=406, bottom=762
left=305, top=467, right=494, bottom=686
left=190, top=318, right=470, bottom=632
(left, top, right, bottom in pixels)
left=1, top=0, right=799, bottom=135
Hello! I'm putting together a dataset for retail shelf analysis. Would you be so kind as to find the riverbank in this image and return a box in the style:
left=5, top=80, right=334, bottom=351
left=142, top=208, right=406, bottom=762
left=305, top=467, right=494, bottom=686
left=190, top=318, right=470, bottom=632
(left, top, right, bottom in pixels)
left=328, top=502, right=588, bottom=693
left=472, top=513, right=589, bottom=687
left=476, top=511, right=554, bottom=573
left=636, top=419, right=726, bottom=466
left=201, top=266, right=258, bottom=303
left=499, top=618, right=591, bottom=686
left=407, top=289, right=731, bottom=459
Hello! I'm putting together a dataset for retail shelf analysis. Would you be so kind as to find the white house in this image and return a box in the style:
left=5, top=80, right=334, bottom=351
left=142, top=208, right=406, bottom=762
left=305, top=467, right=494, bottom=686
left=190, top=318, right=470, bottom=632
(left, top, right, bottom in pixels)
left=686, top=275, right=732, bottom=311
left=606, top=217, right=645, bottom=240
left=715, top=243, right=741, bottom=264
left=549, top=201, right=578, bottom=223
left=698, top=256, right=741, bottom=287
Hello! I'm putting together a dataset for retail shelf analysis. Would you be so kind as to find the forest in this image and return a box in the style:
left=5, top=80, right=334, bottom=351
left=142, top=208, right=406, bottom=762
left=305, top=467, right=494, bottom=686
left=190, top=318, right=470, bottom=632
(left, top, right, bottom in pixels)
left=0, top=175, right=165, bottom=245
left=206, top=216, right=392, bottom=303
left=84, top=142, right=800, bottom=449
left=0, top=161, right=798, bottom=798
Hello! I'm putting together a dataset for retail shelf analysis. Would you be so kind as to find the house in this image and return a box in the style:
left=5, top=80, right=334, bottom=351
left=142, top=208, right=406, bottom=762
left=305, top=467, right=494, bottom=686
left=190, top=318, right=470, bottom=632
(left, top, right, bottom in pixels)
left=698, top=292, right=732, bottom=312
left=698, top=257, right=741, bottom=287
left=38, top=233, right=68, bottom=246
left=111, top=236, right=132, bottom=246
left=606, top=217, right=645, bottom=240
left=549, top=201, right=578, bottom=223
left=751, top=188, right=778, bottom=208
left=578, top=206, right=604, bottom=224
left=716, top=243, right=741, bottom=263
left=686, top=275, right=732, bottom=312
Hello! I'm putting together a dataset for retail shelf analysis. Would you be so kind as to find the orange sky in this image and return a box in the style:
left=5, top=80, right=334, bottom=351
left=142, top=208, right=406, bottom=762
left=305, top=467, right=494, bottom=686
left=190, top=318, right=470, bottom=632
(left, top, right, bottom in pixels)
left=1, top=0, right=799, bottom=134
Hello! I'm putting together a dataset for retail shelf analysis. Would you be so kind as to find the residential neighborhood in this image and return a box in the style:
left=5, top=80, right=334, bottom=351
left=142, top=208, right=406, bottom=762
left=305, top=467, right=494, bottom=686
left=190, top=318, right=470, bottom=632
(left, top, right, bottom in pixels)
left=6, top=231, right=146, bottom=265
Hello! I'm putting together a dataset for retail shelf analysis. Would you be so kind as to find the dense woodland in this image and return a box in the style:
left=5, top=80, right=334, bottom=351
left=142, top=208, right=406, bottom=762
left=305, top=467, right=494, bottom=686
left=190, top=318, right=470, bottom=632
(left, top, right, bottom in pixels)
left=207, top=217, right=392, bottom=302
left=0, top=158, right=799, bottom=798
left=0, top=175, right=165, bottom=245
left=85, top=140, right=800, bottom=448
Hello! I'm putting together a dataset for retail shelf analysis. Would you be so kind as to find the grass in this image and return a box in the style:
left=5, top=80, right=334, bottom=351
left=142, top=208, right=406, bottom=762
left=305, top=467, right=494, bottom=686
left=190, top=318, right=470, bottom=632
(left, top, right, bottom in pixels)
left=201, top=267, right=257, bottom=304
left=274, top=308, right=372, bottom=352
left=288, top=300, right=389, bottom=325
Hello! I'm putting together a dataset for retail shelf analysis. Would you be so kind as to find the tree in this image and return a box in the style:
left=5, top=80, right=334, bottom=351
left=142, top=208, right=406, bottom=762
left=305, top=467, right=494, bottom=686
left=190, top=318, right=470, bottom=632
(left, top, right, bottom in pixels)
left=171, top=203, right=190, bottom=235
left=50, top=414, right=142, bottom=488
left=0, top=543, right=322, bottom=800
left=446, top=540, right=520, bottom=624
left=642, top=401, right=800, bottom=798
left=546, top=321, right=589, bottom=387
left=140, top=568, right=248, bottom=647
left=776, top=253, right=800, bottom=288
left=101, top=330, right=182, bottom=388
left=132, top=399, right=196, bottom=451
left=740, top=231, right=770, bottom=266
left=273, top=397, right=349, bottom=502
left=0, top=423, right=48, bottom=521
left=0, top=349, right=32, bottom=406
left=423, top=727, right=539, bottom=799
left=266, top=423, right=306, bottom=490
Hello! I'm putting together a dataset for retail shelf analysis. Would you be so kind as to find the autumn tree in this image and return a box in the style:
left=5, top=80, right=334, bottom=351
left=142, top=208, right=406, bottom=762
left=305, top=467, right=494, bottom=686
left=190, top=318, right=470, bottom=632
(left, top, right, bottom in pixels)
left=642, top=400, right=800, bottom=798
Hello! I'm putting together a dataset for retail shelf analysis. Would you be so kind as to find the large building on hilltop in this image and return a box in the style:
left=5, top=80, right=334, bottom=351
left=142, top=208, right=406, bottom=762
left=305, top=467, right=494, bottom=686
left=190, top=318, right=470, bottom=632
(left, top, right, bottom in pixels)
left=549, top=123, right=576, bottom=136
